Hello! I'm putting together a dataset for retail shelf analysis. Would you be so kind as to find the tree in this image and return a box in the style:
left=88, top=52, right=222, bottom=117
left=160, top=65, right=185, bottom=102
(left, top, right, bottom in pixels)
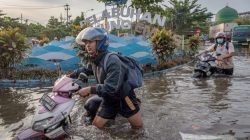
left=164, top=0, right=212, bottom=34
left=72, top=12, right=85, bottom=26
left=234, top=18, right=250, bottom=25
left=23, top=23, right=45, bottom=38
left=130, top=0, right=164, bottom=14
left=150, top=29, right=176, bottom=64
left=97, top=0, right=164, bottom=14
left=97, top=0, right=128, bottom=6
left=47, top=16, right=62, bottom=28
left=0, top=28, right=31, bottom=78
left=41, top=16, right=71, bottom=40
left=70, top=13, right=91, bottom=37
left=187, top=34, right=200, bottom=55
left=0, top=16, right=20, bottom=29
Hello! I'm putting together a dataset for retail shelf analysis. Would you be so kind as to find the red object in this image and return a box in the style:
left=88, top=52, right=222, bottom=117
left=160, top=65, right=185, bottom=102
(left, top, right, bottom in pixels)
left=196, top=29, right=201, bottom=33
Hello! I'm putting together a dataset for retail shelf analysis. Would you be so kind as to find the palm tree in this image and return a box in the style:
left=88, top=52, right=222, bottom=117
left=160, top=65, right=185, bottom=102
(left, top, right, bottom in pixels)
left=0, top=28, right=31, bottom=78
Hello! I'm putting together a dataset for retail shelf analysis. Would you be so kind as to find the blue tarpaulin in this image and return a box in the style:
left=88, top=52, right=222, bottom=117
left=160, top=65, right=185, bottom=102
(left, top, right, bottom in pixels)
left=18, top=35, right=157, bottom=70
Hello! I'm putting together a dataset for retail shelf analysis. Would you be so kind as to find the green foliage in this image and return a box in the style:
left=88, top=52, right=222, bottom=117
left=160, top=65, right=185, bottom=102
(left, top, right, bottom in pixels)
left=70, top=22, right=91, bottom=37
left=234, top=18, right=250, bottom=25
left=164, top=0, right=212, bottom=34
left=0, top=17, right=21, bottom=29
left=97, top=0, right=116, bottom=2
left=97, top=0, right=163, bottom=14
left=150, top=29, right=176, bottom=64
left=0, top=68, right=72, bottom=80
left=96, top=0, right=211, bottom=35
left=187, top=34, right=200, bottom=55
left=41, top=16, right=71, bottom=40
left=24, top=23, right=45, bottom=37
left=72, top=12, right=85, bottom=26
left=0, top=27, right=31, bottom=76
left=0, top=12, right=86, bottom=42
left=131, top=0, right=164, bottom=14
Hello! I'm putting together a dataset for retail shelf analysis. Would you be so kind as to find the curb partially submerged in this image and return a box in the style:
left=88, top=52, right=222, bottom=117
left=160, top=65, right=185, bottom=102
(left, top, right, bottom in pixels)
left=0, top=80, right=53, bottom=87
left=0, top=60, right=194, bottom=88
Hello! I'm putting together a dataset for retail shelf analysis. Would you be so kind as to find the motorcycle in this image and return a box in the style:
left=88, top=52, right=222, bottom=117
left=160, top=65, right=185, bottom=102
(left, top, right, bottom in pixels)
left=16, top=73, right=88, bottom=140
left=192, top=53, right=217, bottom=78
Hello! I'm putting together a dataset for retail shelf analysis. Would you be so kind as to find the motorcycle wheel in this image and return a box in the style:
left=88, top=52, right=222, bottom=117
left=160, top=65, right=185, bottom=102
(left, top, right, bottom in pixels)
left=193, top=71, right=203, bottom=78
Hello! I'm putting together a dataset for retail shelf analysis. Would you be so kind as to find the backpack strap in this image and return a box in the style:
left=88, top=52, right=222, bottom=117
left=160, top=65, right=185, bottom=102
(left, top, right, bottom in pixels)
left=103, top=52, right=117, bottom=73
left=214, top=41, right=229, bottom=51
left=226, top=41, right=229, bottom=50
left=213, top=43, right=218, bottom=51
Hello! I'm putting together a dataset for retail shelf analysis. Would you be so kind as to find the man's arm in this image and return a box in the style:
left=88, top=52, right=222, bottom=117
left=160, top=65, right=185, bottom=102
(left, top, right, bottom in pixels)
left=90, top=55, right=127, bottom=98
left=217, top=42, right=234, bottom=61
left=69, top=64, right=93, bottom=79
left=216, top=52, right=234, bottom=61
left=196, top=44, right=215, bottom=57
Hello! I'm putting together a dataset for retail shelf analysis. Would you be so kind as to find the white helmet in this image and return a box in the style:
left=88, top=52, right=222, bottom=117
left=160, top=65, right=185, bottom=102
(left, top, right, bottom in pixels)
left=75, top=27, right=109, bottom=51
left=215, top=32, right=226, bottom=39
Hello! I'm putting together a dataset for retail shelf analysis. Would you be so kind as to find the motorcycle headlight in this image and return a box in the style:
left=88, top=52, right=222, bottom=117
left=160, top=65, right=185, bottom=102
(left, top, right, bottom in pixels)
left=32, top=117, right=53, bottom=131
left=46, top=121, right=61, bottom=132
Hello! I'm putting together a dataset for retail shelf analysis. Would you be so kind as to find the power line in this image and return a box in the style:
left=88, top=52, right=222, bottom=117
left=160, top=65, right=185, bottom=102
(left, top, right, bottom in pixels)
left=0, top=1, right=63, bottom=8
left=0, top=6, right=63, bottom=10
left=0, top=4, right=62, bottom=8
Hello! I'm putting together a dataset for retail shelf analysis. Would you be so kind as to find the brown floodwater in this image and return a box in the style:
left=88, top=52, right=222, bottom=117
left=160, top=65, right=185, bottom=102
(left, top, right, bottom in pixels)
left=0, top=48, right=250, bottom=140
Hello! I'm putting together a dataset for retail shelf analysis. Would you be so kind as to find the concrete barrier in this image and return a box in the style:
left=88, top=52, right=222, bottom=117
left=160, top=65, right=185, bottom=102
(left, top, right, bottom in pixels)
left=0, top=80, right=53, bottom=87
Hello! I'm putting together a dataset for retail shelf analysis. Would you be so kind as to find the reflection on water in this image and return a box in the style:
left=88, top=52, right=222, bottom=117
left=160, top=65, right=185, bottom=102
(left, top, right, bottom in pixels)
left=0, top=88, right=28, bottom=126
left=0, top=87, right=50, bottom=139
left=0, top=48, right=250, bottom=140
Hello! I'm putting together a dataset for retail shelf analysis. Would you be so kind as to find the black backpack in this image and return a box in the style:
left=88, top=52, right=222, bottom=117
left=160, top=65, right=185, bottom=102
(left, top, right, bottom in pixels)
left=103, top=53, right=143, bottom=89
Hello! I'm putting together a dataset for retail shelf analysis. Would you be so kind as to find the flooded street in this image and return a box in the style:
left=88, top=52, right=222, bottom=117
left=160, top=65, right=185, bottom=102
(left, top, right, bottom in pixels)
left=1, top=48, right=250, bottom=140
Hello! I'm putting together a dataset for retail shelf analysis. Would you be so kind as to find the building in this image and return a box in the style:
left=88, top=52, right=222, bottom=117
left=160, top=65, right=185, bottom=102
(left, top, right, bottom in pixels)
left=239, top=11, right=250, bottom=20
left=209, top=6, right=239, bottom=40
left=215, top=6, right=239, bottom=24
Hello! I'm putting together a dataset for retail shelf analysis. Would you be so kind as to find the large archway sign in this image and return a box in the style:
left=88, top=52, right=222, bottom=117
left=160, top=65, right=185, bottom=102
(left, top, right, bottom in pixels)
left=80, top=7, right=167, bottom=37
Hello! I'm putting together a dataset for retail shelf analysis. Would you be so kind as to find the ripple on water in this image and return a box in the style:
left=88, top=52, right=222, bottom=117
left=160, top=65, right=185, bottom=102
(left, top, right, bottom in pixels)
left=1, top=52, right=250, bottom=139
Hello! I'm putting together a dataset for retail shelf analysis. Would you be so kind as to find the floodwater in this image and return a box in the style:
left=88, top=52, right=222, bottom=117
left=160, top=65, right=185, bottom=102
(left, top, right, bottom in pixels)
left=0, top=48, right=250, bottom=140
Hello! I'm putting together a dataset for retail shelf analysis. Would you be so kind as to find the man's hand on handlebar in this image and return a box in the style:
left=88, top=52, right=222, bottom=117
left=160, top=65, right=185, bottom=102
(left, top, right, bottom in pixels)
left=195, top=50, right=208, bottom=58
left=77, top=86, right=91, bottom=97
left=216, top=56, right=224, bottom=61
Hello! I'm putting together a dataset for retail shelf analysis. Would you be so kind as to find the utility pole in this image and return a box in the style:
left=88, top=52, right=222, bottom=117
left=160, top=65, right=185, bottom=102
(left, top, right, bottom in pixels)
left=81, top=12, right=84, bottom=20
left=25, top=19, right=28, bottom=24
left=64, top=3, right=70, bottom=25
left=20, top=13, right=23, bottom=24
left=60, top=13, right=63, bottom=23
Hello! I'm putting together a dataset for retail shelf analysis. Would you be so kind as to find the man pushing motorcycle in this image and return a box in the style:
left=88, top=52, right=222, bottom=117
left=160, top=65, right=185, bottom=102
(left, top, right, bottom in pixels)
left=69, top=27, right=143, bottom=129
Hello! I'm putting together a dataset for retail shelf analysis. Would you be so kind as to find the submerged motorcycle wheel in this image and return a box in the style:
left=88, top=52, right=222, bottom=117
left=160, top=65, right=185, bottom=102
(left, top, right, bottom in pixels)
left=193, top=71, right=203, bottom=78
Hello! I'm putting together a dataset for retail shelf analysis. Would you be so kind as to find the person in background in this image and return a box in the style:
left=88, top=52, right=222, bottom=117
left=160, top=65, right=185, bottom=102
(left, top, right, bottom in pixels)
left=197, top=32, right=235, bottom=75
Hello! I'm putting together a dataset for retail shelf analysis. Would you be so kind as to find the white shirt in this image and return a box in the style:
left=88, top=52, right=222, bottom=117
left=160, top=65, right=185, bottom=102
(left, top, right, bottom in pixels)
left=206, top=42, right=234, bottom=69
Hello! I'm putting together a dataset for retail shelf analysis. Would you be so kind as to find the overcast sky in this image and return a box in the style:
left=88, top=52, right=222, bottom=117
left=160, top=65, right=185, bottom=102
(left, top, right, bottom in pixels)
left=0, top=0, right=250, bottom=25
